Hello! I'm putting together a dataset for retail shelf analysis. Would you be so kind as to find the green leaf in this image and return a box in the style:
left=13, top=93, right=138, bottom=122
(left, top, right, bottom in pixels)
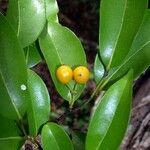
left=0, top=115, right=24, bottom=150
left=94, top=54, right=105, bottom=84
left=46, top=0, right=59, bottom=22
left=24, top=42, right=42, bottom=68
left=0, top=14, right=27, bottom=120
left=41, top=123, right=74, bottom=150
left=100, top=10, right=150, bottom=89
left=86, top=70, right=133, bottom=150
left=27, top=69, right=50, bottom=136
left=39, top=22, right=86, bottom=103
left=6, top=0, right=46, bottom=48
left=0, top=115, right=22, bottom=138
left=0, top=137, right=23, bottom=150
left=72, top=131, right=85, bottom=150
left=100, top=0, right=148, bottom=70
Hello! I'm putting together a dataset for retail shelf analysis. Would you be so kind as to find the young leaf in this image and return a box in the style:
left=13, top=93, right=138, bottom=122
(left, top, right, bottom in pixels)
left=6, top=0, right=46, bottom=48
left=100, top=10, right=150, bottom=89
left=24, top=43, right=42, bottom=68
left=100, top=0, right=148, bottom=70
left=41, top=123, right=74, bottom=150
left=0, top=115, right=24, bottom=150
left=0, top=14, right=27, bottom=120
left=94, top=54, right=105, bottom=84
left=46, top=0, right=59, bottom=22
left=27, top=69, right=50, bottom=136
left=86, top=70, right=133, bottom=150
left=39, top=22, right=86, bottom=103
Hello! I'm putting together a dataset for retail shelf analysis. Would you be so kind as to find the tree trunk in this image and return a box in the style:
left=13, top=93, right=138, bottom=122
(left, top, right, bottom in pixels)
left=121, top=69, right=150, bottom=150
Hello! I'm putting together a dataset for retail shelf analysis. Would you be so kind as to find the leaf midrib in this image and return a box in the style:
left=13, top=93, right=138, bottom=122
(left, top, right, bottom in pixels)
left=0, top=71, right=21, bottom=120
left=96, top=79, right=128, bottom=150
left=28, top=71, right=40, bottom=136
left=126, top=10, right=148, bottom=56
left=107, top=0, right=128, bottom=70
left=102, top=40, right=150, bottom=89
left=47, top=129, right=60, bottom=150
left=0, top=137, right=23, bottom=141
left=17, top=0, right=20, bottom=37
left=47, top=25, right=63, bottom=64
left=28, top=85, right=38, bottom=136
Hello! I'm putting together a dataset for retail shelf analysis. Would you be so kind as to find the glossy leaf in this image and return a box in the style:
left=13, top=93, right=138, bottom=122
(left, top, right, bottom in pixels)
left=39, top=22, right=86, bottom=102
left=6, top=0, right=46, bottom=48
left=0, top=115, right=24, bottom=150
left=100, top=0, right=148, bottom=70
left=101, top=10, right=150, bottom=89
left=94, top=54, right=105, bottom=84
left=41, top=122, right=74, bottom=150
left=46, top=0, right=59, bottom=22
left=0, top=14, right=27, bottom=120
left=86, top=70, right=133, bottom=150
left=72, top=131, right=85, bottom=150
left=27, top=70, right=50, bottom=136
left=24, top=43, right=42, bottom=68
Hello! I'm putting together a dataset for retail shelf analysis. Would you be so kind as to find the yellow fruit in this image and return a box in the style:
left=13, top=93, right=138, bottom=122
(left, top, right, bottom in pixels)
left=73, top=66, right=90, bottom=84
left=56, top=65, right=73, bottom=84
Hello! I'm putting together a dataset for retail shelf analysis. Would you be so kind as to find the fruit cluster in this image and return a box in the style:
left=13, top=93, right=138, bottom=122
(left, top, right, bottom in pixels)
left=56, top=65, right=90, bottom=84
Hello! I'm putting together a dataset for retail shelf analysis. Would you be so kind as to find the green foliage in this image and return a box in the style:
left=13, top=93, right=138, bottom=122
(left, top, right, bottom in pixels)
left=39, top=22, right=86, bottom=103
left=86, top=70, right=133, bottom=150
left=41, top=123, right=74, bottom=150
left=6, top=0, right=46, bottom=48
left=46, top=0, right=59, bottom=22
left=27, top=69, right=50, bottom=136
left=0, top=0, right=150, bottom=149
left=100, top=0, right=148, bottom=70
left=0, top=115, right=24, bottom=150
left=96, top=10, right=150, bottom=89
left=94, top=54, right=105, bottom=84
left=24, top=42, right=42, bottom=68
left=0, top=13, right=27, bottom=120
left=0, top=137, right=23, bottom=150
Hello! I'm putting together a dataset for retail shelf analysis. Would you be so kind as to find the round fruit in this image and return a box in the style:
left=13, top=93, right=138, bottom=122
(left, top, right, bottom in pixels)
left=73, top=66, right=90, bottom=84
left=56, top=65, right=73, bottom=84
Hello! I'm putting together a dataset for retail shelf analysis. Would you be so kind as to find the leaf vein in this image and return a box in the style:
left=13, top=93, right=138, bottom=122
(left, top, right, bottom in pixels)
left=102, top=40, right=150, bottom=88
left=0, top=71, right=21, bottom=120
left=107, top=0, right=128, bottom=70
left=17, top=0, right=20, bottom=37
left=48, top=27, right=63, bottom=64
left=96, top=79, right=128, bottom=149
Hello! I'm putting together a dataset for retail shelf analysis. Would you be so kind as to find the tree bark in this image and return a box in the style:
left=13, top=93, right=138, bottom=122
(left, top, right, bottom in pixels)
left=121, top=69, right=150, bottom=150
